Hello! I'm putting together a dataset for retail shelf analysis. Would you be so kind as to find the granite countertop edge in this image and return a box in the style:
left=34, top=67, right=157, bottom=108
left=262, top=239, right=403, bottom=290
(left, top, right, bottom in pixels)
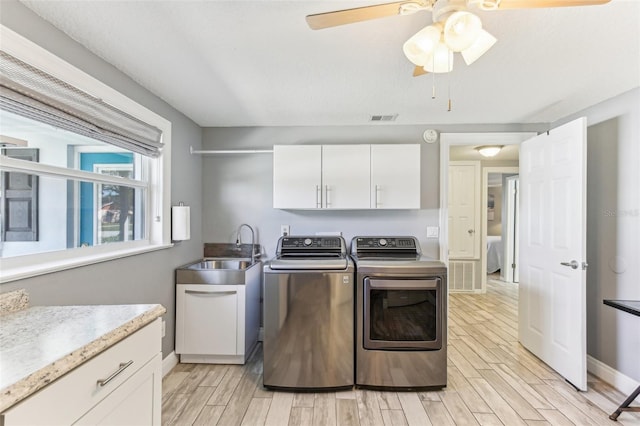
left=0, top=303, right=166, bottom=413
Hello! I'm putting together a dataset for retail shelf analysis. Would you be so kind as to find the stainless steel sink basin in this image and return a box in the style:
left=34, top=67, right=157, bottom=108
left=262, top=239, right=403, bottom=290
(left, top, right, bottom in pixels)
left=177, top=258, right=260, bottom=285
left=187, top=260, right=251, bottom=270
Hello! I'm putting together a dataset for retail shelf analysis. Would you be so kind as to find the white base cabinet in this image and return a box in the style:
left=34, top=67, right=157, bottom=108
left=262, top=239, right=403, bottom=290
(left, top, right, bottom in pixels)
left=273, top=144, right=420, bottom=209
left=175, top=262, right=261, bottom=364
left=1, top=319, right=162, bottom=426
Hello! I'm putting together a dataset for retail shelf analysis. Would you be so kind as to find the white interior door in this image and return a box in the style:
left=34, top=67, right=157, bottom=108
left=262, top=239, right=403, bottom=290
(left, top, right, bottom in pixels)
left=519, top=117, right=588, bottom=391
left=448, top=162, right=480, bottom=259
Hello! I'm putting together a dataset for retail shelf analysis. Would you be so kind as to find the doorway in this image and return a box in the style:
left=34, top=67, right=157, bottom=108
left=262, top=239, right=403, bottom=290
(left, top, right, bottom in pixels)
left=481, top=168, right=519, bottom=290
left=440, top=132, right=534, bottom=293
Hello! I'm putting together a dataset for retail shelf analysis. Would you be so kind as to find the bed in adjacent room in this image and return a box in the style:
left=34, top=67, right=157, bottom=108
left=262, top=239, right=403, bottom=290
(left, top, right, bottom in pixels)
left=487, top=236, right=503, bottom=274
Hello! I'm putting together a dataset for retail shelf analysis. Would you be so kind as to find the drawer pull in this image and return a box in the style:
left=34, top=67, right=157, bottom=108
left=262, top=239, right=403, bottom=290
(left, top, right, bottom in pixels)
left=185, top=289, right=237, bottom=295
left=97, top=360, right=133, bottom=387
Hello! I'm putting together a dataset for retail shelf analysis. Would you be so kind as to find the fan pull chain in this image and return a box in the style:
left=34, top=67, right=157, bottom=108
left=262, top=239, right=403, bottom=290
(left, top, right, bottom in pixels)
left=432, top=72, right=436, bottom=99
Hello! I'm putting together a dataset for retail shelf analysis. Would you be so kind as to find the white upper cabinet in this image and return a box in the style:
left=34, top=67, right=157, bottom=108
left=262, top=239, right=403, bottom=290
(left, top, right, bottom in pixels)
left=371, top=144, right=421, bottom=209
left=273, top=144, right=420, bottom=210
left=322, top=145, right=370, bottom=209
left=273, top=145, right=322, bottom=209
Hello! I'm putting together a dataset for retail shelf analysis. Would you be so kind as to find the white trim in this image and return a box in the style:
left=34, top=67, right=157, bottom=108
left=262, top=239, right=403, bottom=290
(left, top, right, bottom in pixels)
left=0, top=24, right=173, bottom=277
left=481, top=167, right=519, bottom=292
left=439, top=133, right=536, bottom=270
left=162, top=351, right=179, bottom=377
left=0, top=243, right=173, bottom=283
left=0, top=156, right=147, bottom=188
left=587, top=355, right=640, bottom=396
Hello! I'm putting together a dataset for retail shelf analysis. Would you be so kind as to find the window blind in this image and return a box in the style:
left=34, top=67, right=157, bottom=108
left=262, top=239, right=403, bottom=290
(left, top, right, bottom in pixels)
left=0, top=50, right=163, bottom=157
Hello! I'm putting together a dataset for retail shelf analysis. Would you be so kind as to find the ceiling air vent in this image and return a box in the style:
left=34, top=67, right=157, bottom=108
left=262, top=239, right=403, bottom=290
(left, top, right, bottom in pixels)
left=369, top=114, right=398, bottom=122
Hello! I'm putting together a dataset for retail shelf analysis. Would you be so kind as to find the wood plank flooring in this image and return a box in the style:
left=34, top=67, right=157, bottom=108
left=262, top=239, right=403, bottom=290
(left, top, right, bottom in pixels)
left=162, top=280, right=640, bottom=425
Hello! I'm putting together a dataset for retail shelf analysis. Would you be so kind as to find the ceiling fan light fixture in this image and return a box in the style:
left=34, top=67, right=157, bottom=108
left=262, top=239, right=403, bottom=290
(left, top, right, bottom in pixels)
left=423, top=40, right=454, bottom=73
left=476, top=145, right=503, bottom=157
left=403, top=24, right=442, bottom=66
left=466, top=0, right=501, bottom=11
left=461, top=28, right=497, bottom=65
left=444, top=11, right=482, bottom=52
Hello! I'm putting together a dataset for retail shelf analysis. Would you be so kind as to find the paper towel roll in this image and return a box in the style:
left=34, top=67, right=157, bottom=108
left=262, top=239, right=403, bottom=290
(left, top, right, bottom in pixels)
left=172, top=205, right=191, bottom=241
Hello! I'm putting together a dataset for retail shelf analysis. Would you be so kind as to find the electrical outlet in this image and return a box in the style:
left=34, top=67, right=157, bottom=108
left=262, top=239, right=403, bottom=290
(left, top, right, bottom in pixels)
left=280, top=225, right=290, bottom=236
left=427, top=226, right=439, bottom=238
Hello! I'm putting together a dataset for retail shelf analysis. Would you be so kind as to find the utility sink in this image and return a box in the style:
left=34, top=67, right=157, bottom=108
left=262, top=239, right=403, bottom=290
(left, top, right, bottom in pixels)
left=176, top=258, right=261, bottom=285
left=187, top=259, right=251, bottom=270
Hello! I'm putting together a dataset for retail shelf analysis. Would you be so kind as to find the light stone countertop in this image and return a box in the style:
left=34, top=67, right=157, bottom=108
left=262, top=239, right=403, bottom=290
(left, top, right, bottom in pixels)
left=0, top=303, right=166, bottom=412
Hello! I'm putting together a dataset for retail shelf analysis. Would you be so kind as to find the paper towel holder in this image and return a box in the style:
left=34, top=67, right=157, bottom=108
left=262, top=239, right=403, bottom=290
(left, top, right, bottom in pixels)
left=171, top=201, right=191, bottom=242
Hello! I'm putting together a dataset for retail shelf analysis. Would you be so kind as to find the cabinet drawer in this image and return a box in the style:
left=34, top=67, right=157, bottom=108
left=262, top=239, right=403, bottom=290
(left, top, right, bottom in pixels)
left=2, top=319, right=161, bottom=426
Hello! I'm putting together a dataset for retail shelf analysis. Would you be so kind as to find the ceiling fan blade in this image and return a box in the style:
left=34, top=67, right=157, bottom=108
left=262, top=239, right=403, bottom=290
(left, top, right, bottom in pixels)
left=306, top=1, right=412, bottom=30
left=494, top=0, right=610, bottom=10
left=413, top=66, right=428, bottom=77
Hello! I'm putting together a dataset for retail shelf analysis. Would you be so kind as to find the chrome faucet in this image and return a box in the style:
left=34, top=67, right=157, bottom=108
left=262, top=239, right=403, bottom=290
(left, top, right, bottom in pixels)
left=236, top=223, right=256, bottom=262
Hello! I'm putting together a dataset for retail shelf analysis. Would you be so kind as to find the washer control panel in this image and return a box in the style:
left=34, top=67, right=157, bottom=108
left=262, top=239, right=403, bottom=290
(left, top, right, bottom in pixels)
left=354, top=237, right=417, bottom=250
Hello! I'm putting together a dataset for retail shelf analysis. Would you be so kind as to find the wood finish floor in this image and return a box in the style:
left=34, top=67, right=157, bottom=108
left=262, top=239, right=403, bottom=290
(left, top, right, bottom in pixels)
left=162, top=280, right=640, bottom=425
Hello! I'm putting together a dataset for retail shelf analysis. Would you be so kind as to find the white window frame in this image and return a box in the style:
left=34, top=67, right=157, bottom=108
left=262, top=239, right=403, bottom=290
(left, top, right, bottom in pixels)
left=0, top=25, right=172, bottom=283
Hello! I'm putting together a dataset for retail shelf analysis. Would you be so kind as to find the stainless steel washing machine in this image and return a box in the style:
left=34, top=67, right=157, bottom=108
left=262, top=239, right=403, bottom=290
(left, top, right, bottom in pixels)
left=351, top=236, right=447, bottom=390
left=263, top=236, right=354, bottom=391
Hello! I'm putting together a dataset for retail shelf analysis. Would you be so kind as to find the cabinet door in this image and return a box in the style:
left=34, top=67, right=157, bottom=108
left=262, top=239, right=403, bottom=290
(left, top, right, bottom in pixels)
left=75, top=354, right=162, bottom=426
left=322, top=145, right=370, bottom=209
left=273, top=145, right=321, bottom=209
left=176, top=284, right=238, bottom=355
left=371, top=145, right=420, bottom=209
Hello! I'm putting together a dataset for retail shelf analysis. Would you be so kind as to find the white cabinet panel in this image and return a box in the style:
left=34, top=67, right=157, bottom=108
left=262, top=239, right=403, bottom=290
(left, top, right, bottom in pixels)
left=273, top=145, right=321, bottom=209
left=75, top=354, right=161, bottom=426
left=176, top=284, right=240, bottom=356
left=371, top=144, right=421, bottom=209
left=273, top=144, right=421, bottom=210
left=322, top=145, right=370, bottom=209
left=2, top=320, right=162, bottom=426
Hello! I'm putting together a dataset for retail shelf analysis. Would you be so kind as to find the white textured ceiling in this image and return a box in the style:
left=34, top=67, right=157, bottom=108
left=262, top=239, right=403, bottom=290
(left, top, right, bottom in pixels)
left=20, top=0, right=640, bottom=127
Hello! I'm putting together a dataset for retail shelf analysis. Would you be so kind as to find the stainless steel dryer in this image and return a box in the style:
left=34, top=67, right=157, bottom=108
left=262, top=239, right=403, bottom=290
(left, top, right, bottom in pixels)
left=351, top=236, right=447, bottom=390
left=263, top=236, right=354, bottom=391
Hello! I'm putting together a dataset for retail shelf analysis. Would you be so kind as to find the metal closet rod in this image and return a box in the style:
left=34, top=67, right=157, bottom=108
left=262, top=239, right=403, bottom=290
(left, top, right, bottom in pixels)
left=190, top=146, right=273, bottom=155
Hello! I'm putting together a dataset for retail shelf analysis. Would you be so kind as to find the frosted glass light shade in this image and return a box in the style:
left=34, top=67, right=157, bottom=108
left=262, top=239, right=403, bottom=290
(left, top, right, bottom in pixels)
left=444, top=11, right=482, bottom=52
left=423, top=41, right=454, bottom=73
left=403, top=24, right=442, bottom=66
left=476, top=145, right=503, bottom=157
left=461, top=29, right=497, bottom=65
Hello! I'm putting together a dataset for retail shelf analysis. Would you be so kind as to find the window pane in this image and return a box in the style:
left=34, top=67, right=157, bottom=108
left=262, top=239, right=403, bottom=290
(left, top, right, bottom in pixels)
left=0, top=172, right=145, bottom=259
left=0, top=110, right=144, bottom=180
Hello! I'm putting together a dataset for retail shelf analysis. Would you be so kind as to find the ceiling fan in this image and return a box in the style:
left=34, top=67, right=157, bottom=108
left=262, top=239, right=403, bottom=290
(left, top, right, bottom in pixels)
left=306, top=0, right=611, bottom=77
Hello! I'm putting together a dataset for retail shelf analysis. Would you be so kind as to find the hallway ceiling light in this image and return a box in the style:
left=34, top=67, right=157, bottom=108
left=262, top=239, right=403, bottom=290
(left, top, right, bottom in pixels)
left=476, top=145, right=503, bottom=157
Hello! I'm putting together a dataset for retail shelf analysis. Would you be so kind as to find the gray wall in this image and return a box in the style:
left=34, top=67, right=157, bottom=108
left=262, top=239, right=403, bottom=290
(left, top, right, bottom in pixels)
left=201, top=124, right=538, bottom=259
left=0, top=1, right=204, bottom=357
left=555, top=88, right=640, bottom=383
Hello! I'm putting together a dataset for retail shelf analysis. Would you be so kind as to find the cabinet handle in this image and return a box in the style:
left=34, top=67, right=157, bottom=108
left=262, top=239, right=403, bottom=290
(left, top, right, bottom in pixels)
left=325, top=185, right=331, bottom=207
left=316, top=185, right=321, bottom=208
left=97, top=360, right=133, bottom=387
left=185, top=290, right=237, bottom=295
left=375, top=185, right=381, bottom=208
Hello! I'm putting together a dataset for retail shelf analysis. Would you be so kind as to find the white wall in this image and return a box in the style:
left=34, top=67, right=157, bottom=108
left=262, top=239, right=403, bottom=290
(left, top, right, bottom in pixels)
left=554, top=87, right=640, bottom=384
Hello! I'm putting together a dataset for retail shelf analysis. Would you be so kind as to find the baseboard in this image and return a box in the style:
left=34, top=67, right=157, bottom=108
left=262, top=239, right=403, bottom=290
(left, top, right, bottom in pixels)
left=587, top=355, right=639, bottom=395
left=162, top=351, right=179, bottom=377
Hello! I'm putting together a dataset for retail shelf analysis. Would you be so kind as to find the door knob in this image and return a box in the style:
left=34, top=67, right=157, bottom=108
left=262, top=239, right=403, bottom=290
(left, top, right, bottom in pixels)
left=560, top=260, right=579, bottom=269
left=468, top=229, right=475, bottom=235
